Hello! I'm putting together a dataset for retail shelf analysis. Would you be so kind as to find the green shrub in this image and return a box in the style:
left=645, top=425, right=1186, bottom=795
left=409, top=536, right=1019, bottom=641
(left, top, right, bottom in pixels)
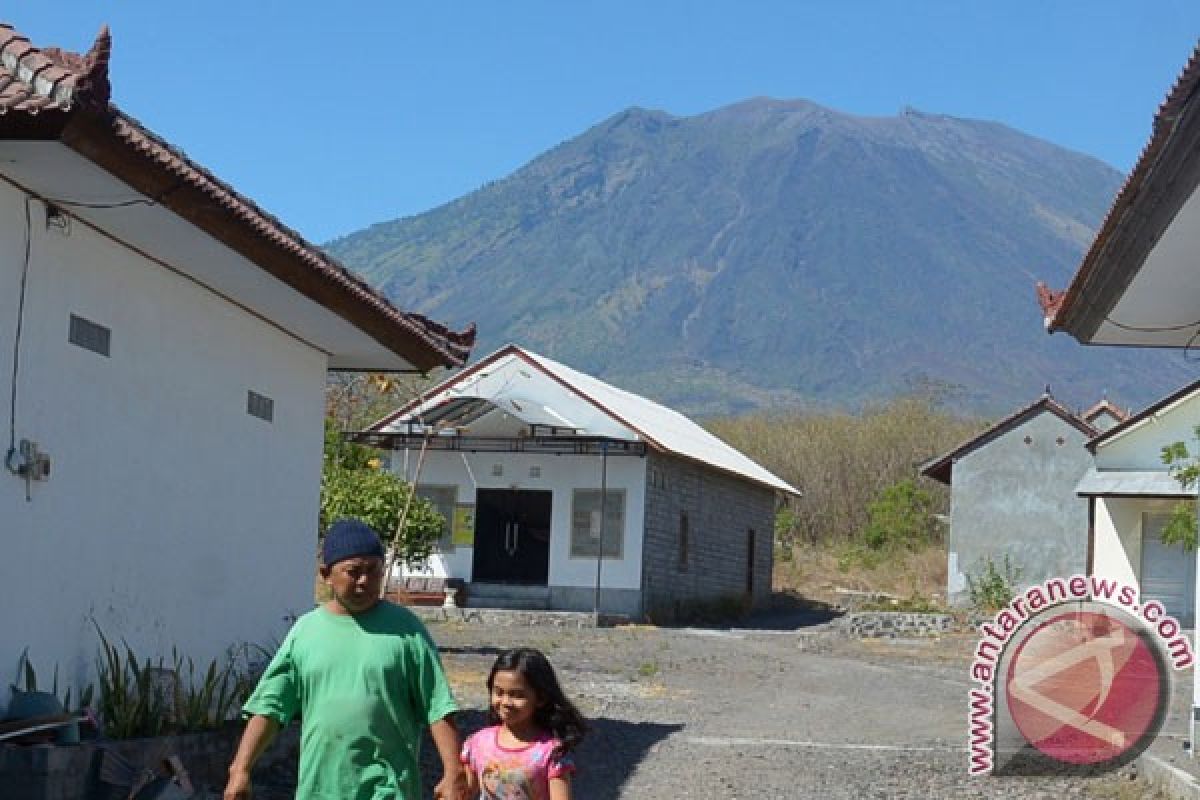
left=862, top=479, right=936, bottom=551
left=320, top=420, right=445, bottom=569
left=965, top=555, right=1022, bottom=612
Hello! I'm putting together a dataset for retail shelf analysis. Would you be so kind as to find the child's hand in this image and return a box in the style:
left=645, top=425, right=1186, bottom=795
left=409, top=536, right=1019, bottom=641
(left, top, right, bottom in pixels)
left=434, top=763, right=470, bottom=800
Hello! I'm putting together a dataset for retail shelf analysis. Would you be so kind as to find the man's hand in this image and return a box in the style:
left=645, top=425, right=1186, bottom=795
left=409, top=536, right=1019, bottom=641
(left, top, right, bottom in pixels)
left=223, top=715, right=278, bottom=800
left=223, top=767, right=253, bottom=800
left=433, top=762, right=469, bottom=800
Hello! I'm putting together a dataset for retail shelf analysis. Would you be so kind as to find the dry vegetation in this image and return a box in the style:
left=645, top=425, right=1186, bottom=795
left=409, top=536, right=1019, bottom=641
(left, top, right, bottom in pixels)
left=708, top=395, right=987, bottom=605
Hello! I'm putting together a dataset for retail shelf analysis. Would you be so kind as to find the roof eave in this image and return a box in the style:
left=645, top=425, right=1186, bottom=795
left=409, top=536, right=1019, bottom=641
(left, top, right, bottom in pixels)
left=53, top=110, right=473, bottom=371
left=1047, top=42, right=1200, bottom=344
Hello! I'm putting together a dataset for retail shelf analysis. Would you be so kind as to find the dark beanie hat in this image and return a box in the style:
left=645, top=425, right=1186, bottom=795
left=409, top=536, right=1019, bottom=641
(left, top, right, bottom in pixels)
left=322, top=518, right=385, bottom=567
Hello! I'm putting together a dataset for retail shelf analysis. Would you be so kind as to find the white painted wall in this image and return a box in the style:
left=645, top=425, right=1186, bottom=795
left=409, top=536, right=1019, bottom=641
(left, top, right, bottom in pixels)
left=1093, top=392, right=1200, bottom=469
left=1092, top=497, right=1144, bottom=586
left=394, top=449, right=647, bottom=591
left=0, top=186, right=323, bottom=710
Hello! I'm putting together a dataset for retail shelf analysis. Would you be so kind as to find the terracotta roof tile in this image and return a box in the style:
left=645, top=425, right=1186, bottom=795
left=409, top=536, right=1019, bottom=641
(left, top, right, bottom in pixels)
left=1045, top=40, right=1200, bottom=333
left=0, top=23, right=108, bottom=113
left=0, top=21, right=473, bottom=370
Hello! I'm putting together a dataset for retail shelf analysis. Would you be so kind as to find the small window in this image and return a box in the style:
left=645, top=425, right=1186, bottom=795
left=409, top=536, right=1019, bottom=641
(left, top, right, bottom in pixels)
left=746, top=528, right=756, bottom=594
left=416, top=485, right=457, bottom=552
left=570, top=489, right=625, bottom=558
left=68, top=314, right=110, bottom=357
left=678, top=511, right=689, bottom=571
left=247, top=390, right=274, bottom=422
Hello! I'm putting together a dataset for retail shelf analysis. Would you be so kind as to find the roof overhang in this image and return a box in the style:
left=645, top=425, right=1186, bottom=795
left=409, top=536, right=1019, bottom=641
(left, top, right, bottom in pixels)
left=1075, top=468, right=1195, bottom=498
left=1, top=142, right=439, bottom=370
left=0, top=23, right=473, bottom=372
left=1044, top=44, right=1200, bottom=347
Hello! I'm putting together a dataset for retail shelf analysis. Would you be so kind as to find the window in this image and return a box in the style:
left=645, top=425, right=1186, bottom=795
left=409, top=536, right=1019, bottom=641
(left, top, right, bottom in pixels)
left=678, top=511, right=689, bottom=571
left=68, top=314, right=110, bottom=357
left=746, top=528, right=756, bottom=594
left=416, top=485, right=458, bottom=552
left=570, top=489, right=625, bottom=558
left=247, top=390, right=274, bottom=422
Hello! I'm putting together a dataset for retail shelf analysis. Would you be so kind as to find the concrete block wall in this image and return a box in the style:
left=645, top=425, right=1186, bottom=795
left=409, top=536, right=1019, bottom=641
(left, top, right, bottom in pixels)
left=640, top=452, right=775, bottom=621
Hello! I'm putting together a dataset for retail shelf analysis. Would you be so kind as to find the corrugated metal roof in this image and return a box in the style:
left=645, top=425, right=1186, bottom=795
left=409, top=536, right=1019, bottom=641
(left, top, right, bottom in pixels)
left=1075, top=469, right=1194, bottom=497
left=374, top=345, right=801, bottom=496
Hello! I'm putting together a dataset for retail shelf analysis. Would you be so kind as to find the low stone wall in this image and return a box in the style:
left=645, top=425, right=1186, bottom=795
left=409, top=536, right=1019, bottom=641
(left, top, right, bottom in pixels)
left=833, top=611, right=957, bottom=638
left=412, top=607, right=629, bottom=628
left=0, top=722, right=298, bottom=800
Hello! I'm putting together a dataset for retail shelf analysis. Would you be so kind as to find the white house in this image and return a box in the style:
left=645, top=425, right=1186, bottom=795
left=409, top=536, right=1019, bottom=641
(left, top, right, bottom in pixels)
left=1077, top=380, right=1200, bottom=625
left=0, top=24, right=473, bottom=710
left=1038, top=40, right=1200, bottom=746
left=356, top=345, right=799, bottom=620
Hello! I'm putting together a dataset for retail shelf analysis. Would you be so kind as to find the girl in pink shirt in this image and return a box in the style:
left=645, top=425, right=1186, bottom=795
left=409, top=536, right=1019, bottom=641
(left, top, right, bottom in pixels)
left=460, top=648, right=586, bottom=800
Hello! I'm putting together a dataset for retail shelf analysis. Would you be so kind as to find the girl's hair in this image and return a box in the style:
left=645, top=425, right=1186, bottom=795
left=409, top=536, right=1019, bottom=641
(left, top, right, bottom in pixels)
left=487, top=647, right=586, bottom=754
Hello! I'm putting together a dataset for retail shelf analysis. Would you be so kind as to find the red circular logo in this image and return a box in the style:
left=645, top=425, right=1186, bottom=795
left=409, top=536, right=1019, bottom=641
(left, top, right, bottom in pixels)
left=1005, top=608, right=1167, bottom=766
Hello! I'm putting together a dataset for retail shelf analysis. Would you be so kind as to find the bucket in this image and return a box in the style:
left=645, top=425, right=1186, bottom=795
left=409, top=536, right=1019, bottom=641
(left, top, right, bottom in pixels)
left=5, top=689, right=78, bottom=744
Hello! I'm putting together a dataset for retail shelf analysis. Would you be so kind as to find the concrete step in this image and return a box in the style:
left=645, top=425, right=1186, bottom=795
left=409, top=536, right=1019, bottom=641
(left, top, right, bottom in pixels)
left=467, top=583, right=551, bottom=610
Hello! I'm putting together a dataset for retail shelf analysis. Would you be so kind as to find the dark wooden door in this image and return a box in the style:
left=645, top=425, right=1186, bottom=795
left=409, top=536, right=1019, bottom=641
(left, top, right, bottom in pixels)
left=471, top=489, right=552, bottom=584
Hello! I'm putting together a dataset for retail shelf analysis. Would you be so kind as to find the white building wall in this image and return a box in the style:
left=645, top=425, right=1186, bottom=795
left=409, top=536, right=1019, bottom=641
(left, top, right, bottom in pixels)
left=0, top=187, right=324, bottom=708
left=394, top=449, right=647, bottom=591
left=1092, top=497, right=1142, bottom=586
left=1093, top=393, right=1200, bottom=469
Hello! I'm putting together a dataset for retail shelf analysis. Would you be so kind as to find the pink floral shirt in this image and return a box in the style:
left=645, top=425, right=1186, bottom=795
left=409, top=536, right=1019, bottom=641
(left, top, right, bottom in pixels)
left=460, top=725, right=575, bottom=800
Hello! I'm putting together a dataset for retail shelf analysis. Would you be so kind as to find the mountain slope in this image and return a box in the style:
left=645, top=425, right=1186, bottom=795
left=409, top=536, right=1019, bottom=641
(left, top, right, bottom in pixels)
left=326, top=98, right=1194, bottom=416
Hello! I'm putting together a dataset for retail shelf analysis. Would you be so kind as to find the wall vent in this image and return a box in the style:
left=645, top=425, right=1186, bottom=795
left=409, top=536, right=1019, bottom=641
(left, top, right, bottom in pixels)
left=68, top=314, right=110, bottom=357
left=247, top=390, right=274, bottom=422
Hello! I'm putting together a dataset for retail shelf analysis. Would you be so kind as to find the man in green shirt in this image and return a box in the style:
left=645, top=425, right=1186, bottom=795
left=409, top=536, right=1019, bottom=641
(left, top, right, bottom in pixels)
left=224, top=519, right=468, bottom=800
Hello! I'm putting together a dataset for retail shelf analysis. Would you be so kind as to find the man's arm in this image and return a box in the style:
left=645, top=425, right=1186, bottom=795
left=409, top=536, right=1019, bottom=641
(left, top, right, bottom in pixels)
left=430, top=716, right=468, bottom=800
left=223, top=715, right=280, bottom=800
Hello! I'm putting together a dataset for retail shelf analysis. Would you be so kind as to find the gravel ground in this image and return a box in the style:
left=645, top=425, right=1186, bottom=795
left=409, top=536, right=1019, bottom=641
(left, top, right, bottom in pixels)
left=242, top=616, right=1174, bottom=799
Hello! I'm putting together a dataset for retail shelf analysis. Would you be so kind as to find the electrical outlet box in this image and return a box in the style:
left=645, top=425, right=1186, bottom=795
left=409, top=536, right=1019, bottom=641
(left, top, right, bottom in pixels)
left=18, top=440, right=50, bottom=480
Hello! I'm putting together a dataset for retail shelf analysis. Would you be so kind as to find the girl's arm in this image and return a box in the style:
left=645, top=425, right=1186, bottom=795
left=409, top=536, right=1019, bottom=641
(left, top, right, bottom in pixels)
left=549, top=775, right=572, bottom=800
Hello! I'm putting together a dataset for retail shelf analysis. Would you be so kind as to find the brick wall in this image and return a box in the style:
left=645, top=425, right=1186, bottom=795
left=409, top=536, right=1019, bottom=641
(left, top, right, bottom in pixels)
left=640, top=452, right=775, bottom=621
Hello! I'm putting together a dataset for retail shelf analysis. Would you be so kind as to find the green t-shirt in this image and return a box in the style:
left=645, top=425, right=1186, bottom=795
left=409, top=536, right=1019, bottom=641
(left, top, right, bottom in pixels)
left=243, top=601, right=458, bottom=799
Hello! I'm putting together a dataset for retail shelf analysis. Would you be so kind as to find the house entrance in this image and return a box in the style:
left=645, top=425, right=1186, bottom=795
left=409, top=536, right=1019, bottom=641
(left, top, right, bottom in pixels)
left=1141, top=512, right=1196, bottom=626
left=472, top=489, right=552, bottom=585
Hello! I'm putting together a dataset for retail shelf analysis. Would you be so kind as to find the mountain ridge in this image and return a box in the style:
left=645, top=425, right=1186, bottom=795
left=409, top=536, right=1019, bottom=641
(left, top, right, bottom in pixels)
left=326, top=98, right=1192, bottom=417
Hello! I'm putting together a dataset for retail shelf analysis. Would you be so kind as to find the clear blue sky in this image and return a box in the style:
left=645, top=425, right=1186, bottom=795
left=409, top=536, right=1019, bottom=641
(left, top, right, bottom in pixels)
left=8, top=2, right=1199, bottom=243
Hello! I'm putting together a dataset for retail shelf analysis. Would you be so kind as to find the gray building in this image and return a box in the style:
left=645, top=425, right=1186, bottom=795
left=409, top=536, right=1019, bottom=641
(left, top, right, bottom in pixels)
left=922, top=394, right=1098, bottom=606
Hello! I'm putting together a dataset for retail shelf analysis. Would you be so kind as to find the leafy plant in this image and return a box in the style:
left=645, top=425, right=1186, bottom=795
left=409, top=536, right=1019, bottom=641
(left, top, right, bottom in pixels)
left=93, top=623, right=256, bottom=739
left=94, top=624, right=170, bottom=739
left=172, top=648, right=252, bottom=733
left=774, top=507, right=798, bottom=561
left=862, top=479, right=936, bottom=551
left=966, top=555, right=1022, bottom=612
left=1160, top=431, right=1200, bottom=551
left=321, top=419, right=445, bottom=569
left=1159, top=500, right=1198, bottom=551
